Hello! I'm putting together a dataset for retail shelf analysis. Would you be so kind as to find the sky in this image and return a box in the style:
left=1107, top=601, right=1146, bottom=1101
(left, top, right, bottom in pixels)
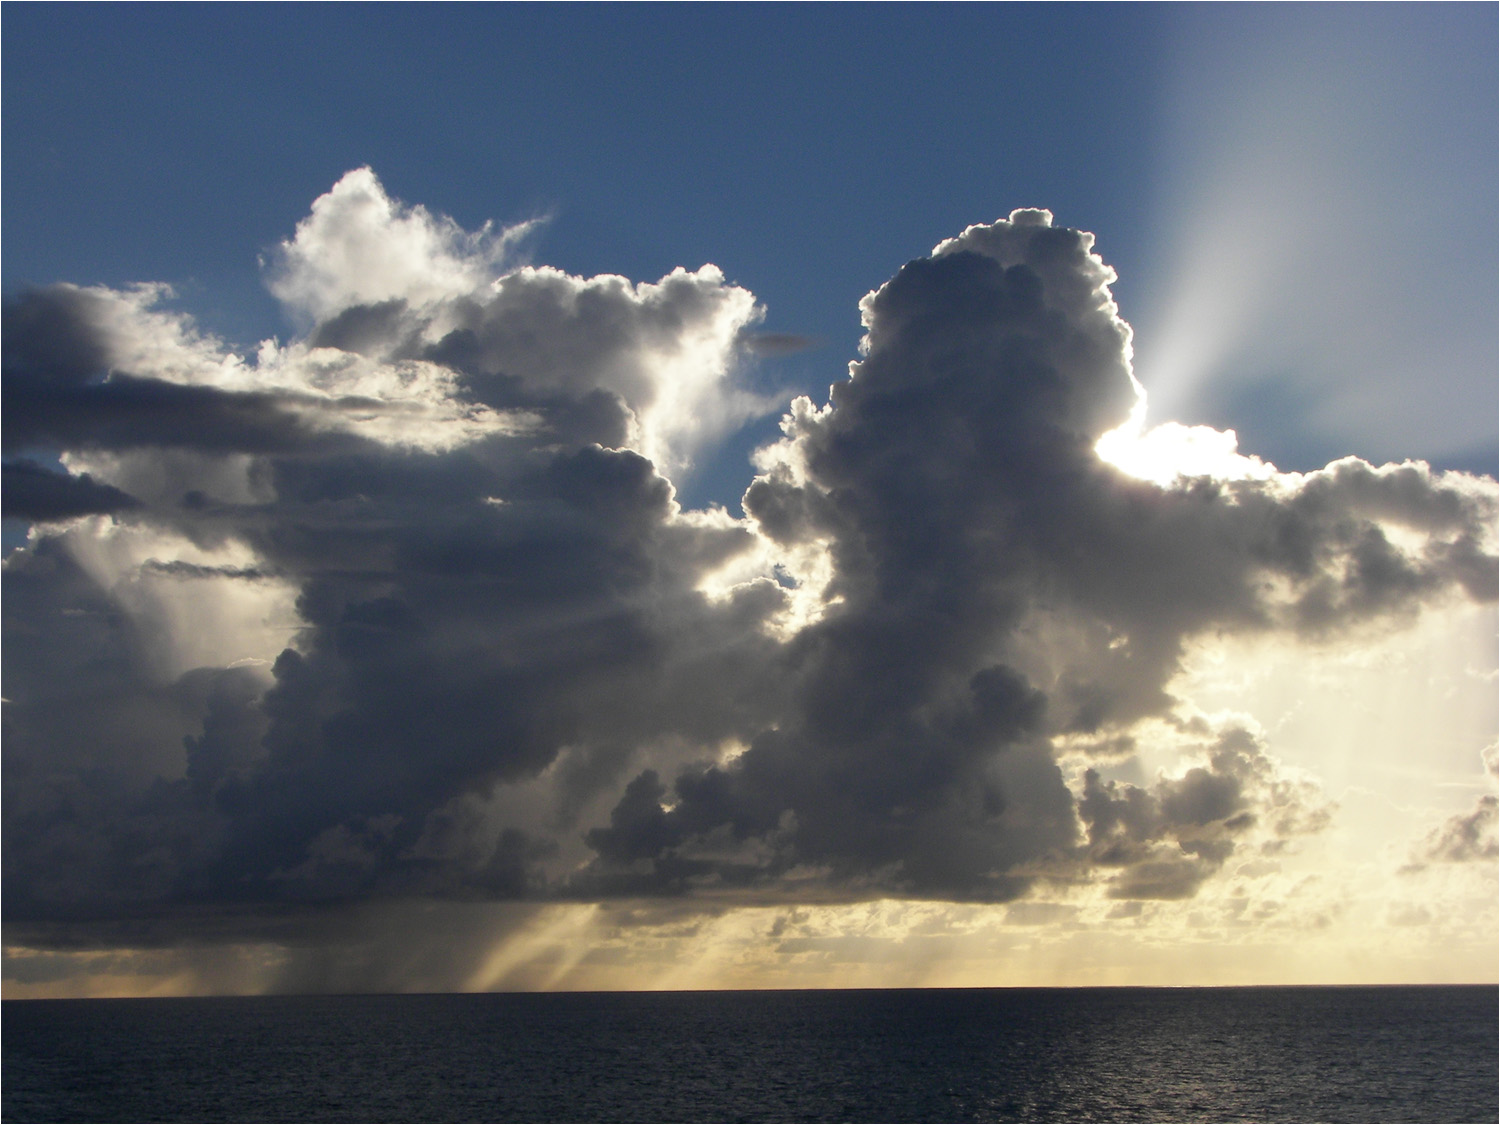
left=2, top=4, right=1495, bottom=997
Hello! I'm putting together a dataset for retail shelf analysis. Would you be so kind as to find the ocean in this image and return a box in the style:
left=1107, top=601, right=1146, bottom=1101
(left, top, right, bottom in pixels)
left=3, top=985, right=1495, bottom=1122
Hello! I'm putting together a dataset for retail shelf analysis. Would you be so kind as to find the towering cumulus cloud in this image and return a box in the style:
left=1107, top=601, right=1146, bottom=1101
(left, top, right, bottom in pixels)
left=3, top=173, right=1494, bottom=987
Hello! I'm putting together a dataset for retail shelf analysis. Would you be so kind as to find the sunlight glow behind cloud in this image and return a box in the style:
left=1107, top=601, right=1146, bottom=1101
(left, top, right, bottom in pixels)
left=1133, top=7, right=1497, bottom=471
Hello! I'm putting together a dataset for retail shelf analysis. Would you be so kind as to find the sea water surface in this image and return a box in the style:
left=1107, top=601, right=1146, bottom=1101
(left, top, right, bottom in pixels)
left=4, top=985, right=1495, bottom=1122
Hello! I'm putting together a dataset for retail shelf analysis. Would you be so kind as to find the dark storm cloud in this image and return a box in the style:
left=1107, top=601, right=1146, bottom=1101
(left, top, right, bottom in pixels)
left=581, top=211, right=1477, bottom=903
left=2, top=286, right=113, bottom=387
left=2, top=176, right=1494, bottom=954
left=193, top=437, right=786, bottom=905
left=2, top=285, right=353, bottom=457
left=1, top=536, right=259, bottom=923
left=3, top=372, right=328, bottom=454
left=2, top=176, right=783, bottom=933
left=2, top=459, right=141, bottom=520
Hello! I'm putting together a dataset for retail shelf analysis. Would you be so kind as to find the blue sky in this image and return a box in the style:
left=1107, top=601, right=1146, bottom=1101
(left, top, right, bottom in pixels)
left=8, top=4, right=1492, bottom=508
left=3, top=5, right=1496, bottom=996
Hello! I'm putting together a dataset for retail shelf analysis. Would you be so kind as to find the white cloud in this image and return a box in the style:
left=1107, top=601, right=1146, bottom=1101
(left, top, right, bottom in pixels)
left=266, top=167, right=541, bottom=324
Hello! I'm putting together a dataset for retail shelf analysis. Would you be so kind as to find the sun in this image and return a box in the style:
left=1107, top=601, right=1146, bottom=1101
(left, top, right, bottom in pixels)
left=1094, top=391, right=1279, bottom=488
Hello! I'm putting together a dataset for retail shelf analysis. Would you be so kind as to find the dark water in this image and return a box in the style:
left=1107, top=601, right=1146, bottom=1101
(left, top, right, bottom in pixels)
left=3, top=986, right=1495, bottom=1122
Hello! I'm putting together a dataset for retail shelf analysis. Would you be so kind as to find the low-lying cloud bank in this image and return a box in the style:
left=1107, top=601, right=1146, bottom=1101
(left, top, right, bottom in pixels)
left=4, top=172, right=1495, bottom=977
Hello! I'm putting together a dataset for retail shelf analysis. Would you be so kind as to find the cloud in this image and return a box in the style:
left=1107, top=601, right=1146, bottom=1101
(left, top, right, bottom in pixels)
left=1404, top=795, right=1499, bottom=871
left=3, top=172, right=785, bottom=939
left=268, top=169, right=770, bottom=475
left=1078, top=725, right=1331, bottom=900
left=265, top=167, right=543, bottom=326
left=737, top=332, right=821, bottom=358
left=2, top=459, right=141, bottom=521
left=3, top=176, right=1494, bottom=980
left=600, top=210, right=1485, bottom=904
